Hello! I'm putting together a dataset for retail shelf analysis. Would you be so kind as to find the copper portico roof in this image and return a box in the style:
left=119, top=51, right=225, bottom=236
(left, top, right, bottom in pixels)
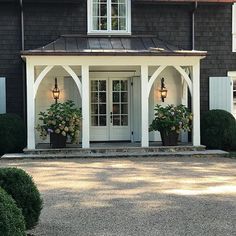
left=21, top=35, right=207, bottom=57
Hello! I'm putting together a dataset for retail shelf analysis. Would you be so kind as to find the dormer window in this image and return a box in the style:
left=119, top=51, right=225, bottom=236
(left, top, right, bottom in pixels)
left=88, top=0, right=131, bottom=35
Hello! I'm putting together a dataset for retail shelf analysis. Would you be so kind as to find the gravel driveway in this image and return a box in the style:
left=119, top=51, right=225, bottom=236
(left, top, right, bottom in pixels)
left=1, top=157, right=236, bottom=236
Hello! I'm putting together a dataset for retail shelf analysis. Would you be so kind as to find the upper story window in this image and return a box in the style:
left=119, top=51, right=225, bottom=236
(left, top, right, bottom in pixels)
left=88, top=0, right=131, bottom=35
left=233, top=3, right=236, bottom=52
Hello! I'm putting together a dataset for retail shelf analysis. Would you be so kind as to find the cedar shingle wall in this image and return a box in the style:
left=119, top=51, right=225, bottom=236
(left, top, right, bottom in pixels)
left=132, top=3, right=236, bottom=112
left=195, top=5, right=236, bottom=112
left=0, top=1, right=236, bottom=116
left=24, top=2, right=87, bottom=50
left=0, top=3, right=22, bottom=116
left=132, top=4, right=192, bottom=50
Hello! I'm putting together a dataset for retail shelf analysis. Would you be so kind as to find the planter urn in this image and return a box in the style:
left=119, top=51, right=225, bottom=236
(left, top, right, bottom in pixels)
left=160, top=130, right=179, bottom=146
left=50, top=133, right=67, bottom=148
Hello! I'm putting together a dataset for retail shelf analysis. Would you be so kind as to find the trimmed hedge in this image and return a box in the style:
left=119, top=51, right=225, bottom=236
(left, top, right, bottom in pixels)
left=201, top=109, right=236, bottom=150
left=0, top=113, right=26, bottom=155
left=0, top=187, right=26, bottom=236
left=0, top=168, right=43, bottom=230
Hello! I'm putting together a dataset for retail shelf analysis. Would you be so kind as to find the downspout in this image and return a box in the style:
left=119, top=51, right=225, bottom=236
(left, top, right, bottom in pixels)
left=192, top=1, right=198, bottom=50
left=188, top=1, right=198, bottom=142
left=20, top=0, right=24, bottom=51
left=20, top=0, right=26, bottom=124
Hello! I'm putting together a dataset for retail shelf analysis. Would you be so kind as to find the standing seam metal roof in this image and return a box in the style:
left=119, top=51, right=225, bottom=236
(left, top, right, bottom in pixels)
left=21, top=35, right=207, bottom=56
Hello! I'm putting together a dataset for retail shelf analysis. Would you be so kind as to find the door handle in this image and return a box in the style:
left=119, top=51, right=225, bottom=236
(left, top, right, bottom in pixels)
left=110, top=112, right=113, bottom=123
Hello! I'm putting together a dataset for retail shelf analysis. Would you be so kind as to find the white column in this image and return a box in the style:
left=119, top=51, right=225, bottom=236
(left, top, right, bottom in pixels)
left=81, top=65, right=90, bottom=148
left=181, top=77, right=188, bottom=143
left=141, top=65, right=149, bottom=147
left=26, top=62, right=35, bottom=149
left=192, top=62, right=201, bottom=146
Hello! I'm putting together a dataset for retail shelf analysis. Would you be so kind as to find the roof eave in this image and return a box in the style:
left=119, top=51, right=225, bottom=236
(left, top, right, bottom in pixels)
left=21, top=51, right=207, bottom=57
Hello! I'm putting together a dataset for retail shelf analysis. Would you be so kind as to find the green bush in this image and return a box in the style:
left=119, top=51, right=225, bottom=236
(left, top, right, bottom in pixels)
left=231, top=127, right=236, bottom=151
left=201, top=109, right=236, bottom=150
left=0, top=113, right=26, bottom=155
left=0, top=187, right=26, bottom=236
left=0, top=168, right=43, bottom=230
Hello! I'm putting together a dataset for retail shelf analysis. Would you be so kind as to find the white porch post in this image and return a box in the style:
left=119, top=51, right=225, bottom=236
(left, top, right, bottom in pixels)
left=192, top=62, right=201, bottom=146
left=141, top=65, right=149, bottom=147
left=26, top=62, right=35, bottom=149
left=81, top=65, right=90, bottom=148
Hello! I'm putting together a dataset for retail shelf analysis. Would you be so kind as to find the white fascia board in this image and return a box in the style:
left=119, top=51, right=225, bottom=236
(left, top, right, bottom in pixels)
left=228, top=71, right=236, bottom=77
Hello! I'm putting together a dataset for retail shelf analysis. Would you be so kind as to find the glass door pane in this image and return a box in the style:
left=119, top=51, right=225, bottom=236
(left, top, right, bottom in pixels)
left=91, top=80, right=107, bottom=126
left=112, top=80, right=128, bottom=126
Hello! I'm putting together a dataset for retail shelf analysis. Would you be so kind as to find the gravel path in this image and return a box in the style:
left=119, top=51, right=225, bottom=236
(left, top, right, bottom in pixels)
left=1, top=157, right=236, bottom=236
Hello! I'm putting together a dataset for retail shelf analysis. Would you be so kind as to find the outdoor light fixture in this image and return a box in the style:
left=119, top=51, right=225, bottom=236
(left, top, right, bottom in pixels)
left=52, top=77, right=60, bottom=103
left=160, top=77, right=168, bottom=102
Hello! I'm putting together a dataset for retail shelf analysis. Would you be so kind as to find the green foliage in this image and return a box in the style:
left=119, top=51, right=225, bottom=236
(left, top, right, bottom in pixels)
left=201, top=109, right=236, bottom=150
left=0, top=187, right=26, bottom=236
left=0, top=168, right=43, bottom=230
left=0, top=113, right=26, bottom=155
left=36, top=100, right=82, bottom=143
left=231, top=130, right=236, bottom=150
left=149, top=104, right=192, bottom=134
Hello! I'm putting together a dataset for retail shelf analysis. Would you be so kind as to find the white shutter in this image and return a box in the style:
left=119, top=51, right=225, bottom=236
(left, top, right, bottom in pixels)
left=0, top=77, right=6, bottom=114
left=209, top=77, right=232, bottom=113
left=233, top=4, right=236, bottom=52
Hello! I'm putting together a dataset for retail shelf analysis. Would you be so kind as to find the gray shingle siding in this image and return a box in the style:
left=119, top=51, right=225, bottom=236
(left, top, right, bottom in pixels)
left=0, top=1, right=235, bottom=116
left=195, top=5, right=236, bottom=112
left=24, top=2, right=87, bottom=50
left=132, top=4, right=192, bottom=50
left=0, top=2, right=22, bottom=115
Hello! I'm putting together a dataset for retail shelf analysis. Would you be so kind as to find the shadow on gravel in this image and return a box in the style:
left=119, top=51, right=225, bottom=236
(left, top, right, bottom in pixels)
left=1, top=157, right=236, bottom=236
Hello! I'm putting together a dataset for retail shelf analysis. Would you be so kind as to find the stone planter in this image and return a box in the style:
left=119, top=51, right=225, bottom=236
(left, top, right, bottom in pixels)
left=50, top=133, right=67, bottom=148
left=160, top=130, right=179, bottom=146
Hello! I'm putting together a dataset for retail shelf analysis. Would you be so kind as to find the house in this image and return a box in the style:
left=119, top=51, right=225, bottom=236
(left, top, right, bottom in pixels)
left=0, top=0, right=236, bottom=149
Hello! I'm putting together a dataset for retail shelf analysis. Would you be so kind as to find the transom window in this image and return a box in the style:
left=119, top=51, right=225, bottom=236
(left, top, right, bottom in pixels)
left=88, top=0, right=131, bottom=34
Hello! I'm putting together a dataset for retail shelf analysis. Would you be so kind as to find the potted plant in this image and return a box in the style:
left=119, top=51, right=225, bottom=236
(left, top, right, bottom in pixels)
left=36, top=100, right=82, bottom=148
left=149, top=104, right=192, bottom=146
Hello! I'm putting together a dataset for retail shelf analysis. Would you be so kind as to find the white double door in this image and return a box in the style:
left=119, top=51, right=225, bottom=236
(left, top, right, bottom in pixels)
left=90, top=78, right=131, bottom=141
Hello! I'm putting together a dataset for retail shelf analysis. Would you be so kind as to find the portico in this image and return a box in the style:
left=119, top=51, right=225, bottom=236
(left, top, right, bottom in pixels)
left=22, top=35, right=206, bottom=149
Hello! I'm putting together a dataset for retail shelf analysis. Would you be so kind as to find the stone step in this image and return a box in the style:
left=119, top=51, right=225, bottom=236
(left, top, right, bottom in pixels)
left=23, top=145, right=206, bottom=155
left=1, top=150, right=228, bottom=160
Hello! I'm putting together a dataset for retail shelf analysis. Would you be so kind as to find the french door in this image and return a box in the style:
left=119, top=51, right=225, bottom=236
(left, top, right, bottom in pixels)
left=90, top=78, right=130, bottom=141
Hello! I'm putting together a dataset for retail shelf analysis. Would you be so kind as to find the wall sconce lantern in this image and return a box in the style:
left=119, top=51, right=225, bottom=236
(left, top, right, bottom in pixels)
left=52, top=77, right=60, bottom=104
left=160, top=77, right=168, bottom=102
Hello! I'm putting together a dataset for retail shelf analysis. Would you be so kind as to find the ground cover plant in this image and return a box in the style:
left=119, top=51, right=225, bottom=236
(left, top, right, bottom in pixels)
left=0, top=168, right=43, bottom=230
left=0, top=113, right=26, bottom=155
left=0, top=187, right=26, bottom=236
left=201, top=109, right=236, bottom=150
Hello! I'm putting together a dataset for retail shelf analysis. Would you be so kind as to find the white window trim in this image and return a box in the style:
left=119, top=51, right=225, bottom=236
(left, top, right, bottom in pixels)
left=233, top=3, right=236, bottom=52
left=87, top=0, right=131, bottom=35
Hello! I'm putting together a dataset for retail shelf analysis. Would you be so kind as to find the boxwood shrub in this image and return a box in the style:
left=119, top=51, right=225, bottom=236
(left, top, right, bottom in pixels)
left=0, top=168, right=43, bottom=230
left=201, top=109, right=236, bottom=150
left=0, top=113, right=26, bottom=155
left=0, top=187, right=26, bottom=236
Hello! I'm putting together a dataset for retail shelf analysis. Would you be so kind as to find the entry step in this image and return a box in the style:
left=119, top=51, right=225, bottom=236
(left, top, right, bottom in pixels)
left=23, top=145, right=206, bottom=155
left=1, top=150, right=228, bottom=160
